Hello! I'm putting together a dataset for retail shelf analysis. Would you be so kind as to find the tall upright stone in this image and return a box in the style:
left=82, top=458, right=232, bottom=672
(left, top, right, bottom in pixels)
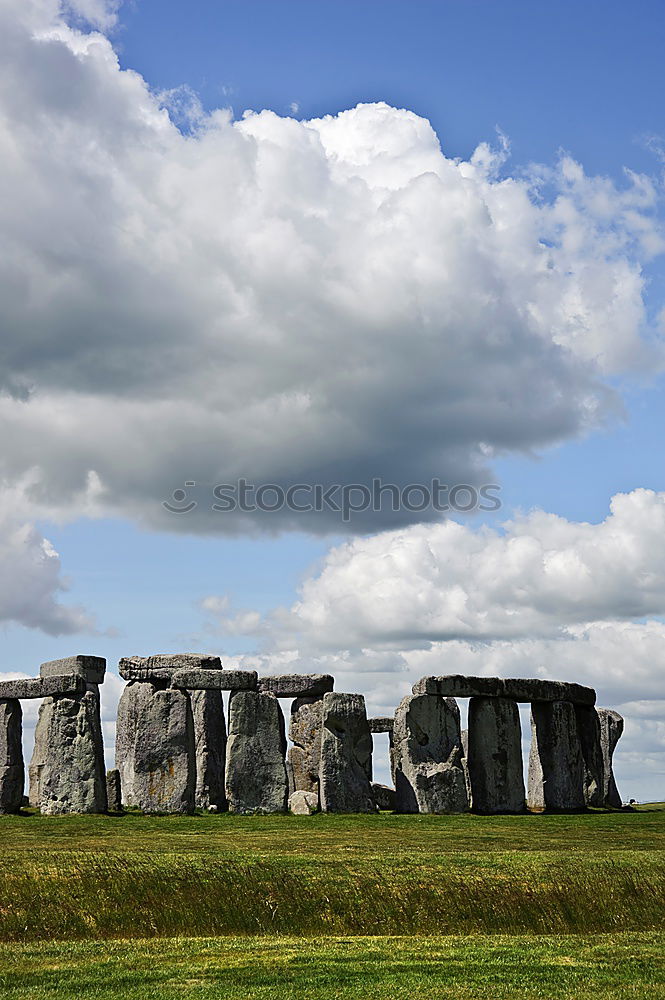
left=598, top=708, right=624, bottom=808
left=319, top=693, right=374, bottom=813
left=115, top=681, right=157, bottom=807
left=288, top=696, right=324, bottom=795
left=575, top=705, right=604, bottom=808
left=528, top=700, right=585, bottom=812
left=37, top=688, right=107, bottom=815
left=393, top=694, right=468, bottom=814
left=190, top=688, right=227, bottom=810
left=467, top=697, right=525, bottom=814
left=130, top=687, right=196, bottom=813
left=225, top=690, right=288, bottom=814
left=0, top=700, right=24, bottom=814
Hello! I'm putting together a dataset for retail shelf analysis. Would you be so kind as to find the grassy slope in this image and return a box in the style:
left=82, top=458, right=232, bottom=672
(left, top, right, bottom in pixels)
left=0, top=807, right=663, bottom=940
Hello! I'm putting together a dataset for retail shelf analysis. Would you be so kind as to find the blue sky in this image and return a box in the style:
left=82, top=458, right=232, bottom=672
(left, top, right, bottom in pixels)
left=1, top=0, right=664, bottom=797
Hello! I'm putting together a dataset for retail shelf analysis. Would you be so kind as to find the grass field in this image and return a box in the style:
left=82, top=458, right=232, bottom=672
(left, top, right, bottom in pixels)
left=0, top=806, right=663, bottom=997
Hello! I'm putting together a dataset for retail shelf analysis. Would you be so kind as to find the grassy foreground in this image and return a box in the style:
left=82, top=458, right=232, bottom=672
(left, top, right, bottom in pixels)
left=0, top=808, right=663, bottom=997
left=0, top=807, right=663, bottom=940
left=0, top=933, right=662, bottom=999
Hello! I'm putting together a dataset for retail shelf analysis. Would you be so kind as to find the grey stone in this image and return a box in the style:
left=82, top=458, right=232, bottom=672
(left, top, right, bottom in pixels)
left=190, top=688, right=227, bottom=810
left=115, top=681, right=155, bottom=806
left=0, top=700, right=23, bottom=814
left=288, top=696, right=324, bottom=794
left=28, top=696, right=51, bottom=807
left=598, top=708, right=624, bottom=808
left=412, top=675, right=596, bottom=706
left=172, top=669, right=257, bottom=691
left=37, top=689, right=108, bottom=815
left=527, top=700, right=586, bottom=812
left=369, top=717, right=394, bottom=733
left=0, top=675, right=87, bottom=700
left=118, top=653, right=222, bottom=683
left=130, top=687, right=196, bottom=813
left=575, top=705, right=604, bottom=808
left=288, top=790, right=319, bottom=815
left=319, top=693, right=374, bottom=813
left=40, top=655, right=106, bottom=685
left=258, top=674, right=334, bottom=698
left=460, top=728, right=472, bottom=806
left=371, top=782, right=396, bottom=811
left=106, top=769, right=122, bottom=812
left=393, top=694, right=468, bottom=814
left=467, top=697, right=525, bottom=814
left=225, top=691, right=288, bottom=814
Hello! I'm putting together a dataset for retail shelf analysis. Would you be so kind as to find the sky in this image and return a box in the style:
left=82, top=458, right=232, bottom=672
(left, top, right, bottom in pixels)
left=0, top=0, right=664, bottom=799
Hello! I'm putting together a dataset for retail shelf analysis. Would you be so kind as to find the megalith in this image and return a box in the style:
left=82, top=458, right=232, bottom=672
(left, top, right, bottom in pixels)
left=598, top=708, right=624, bottom=808
left=288, top=696, right=324, bottom=795
left=190, top=688, right=227, bottom=810
left=106, top=768, right=122, bottom=813
left=225, top=690, right=288, bottom=814
left=0, top=699, right=24, bottom=814
left=393, top=694, right=468, bottom=814
left=467, top=697, right=525, bottom=814
left=36, top=688, right=108, bottom=815
left=130, top=687, right=196, bottom=813
left=115, top=680, right=157, bottom=807
left=527, top=700, right=585, bottom=812
left=575, top=705, right=604, bottom=808
left=319, top=692, right=374, bottom=813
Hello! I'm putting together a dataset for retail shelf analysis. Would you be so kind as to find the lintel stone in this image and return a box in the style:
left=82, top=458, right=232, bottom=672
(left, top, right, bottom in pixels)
left=0, top=675, right=87, bottom=700
left=368, top=717, right=394, bottom=733
left=258, top=674, right=334, bottom=698
left=40, top=655, right=106, bottom=685
left=118, top=653, right=222, bottom=683
left=412, top=675, right=595, bottom=706
left=172, top=668, right=258, bottom=691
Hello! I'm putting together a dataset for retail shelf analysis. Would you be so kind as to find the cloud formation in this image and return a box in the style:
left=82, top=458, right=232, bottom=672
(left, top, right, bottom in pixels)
left=0, top=1, right=662, bottom=534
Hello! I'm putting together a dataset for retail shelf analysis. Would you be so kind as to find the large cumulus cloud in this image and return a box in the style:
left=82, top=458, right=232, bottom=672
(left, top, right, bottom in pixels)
left=0, top=0, right=662, bottom=534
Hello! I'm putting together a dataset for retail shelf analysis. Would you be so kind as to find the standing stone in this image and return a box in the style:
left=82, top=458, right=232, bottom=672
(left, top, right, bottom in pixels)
left=288, top=790, right=319, bottom=815
left=460, top=728, right=472, bottom=806
left=0, top=700, right=23, bottom=814
left=575, top=705, right=604, bottom=808
left=319, top=693, right=375, bottom=813
left=393, top=694, right=468, bottom=814
left=528, top=700, right=585, bottom=812
left=37, top=688, right=107, bottom=815
left=131, top=687, right=195, bottom=813
left=106, top=769, right=122, bottom=812
left=115, top=681, right=156, bottom=806
left=468, top=697, right=525, bottom=814
left=598, top=708, right=624, bottom=808
left=371, top=782, right=396, bottom=811
left=190, top=689, right=227, bottom=810
left=225, top=691, right=288, bottom=814
left=288, top=697, right=324, bottom=794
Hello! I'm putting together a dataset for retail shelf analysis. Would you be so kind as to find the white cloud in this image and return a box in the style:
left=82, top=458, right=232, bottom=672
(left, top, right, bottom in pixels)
left=0, top=1, right=661, bottom=535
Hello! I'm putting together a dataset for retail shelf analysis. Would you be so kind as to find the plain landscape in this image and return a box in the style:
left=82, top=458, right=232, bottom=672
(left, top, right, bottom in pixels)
left=0, top=806, right=663, bottom=998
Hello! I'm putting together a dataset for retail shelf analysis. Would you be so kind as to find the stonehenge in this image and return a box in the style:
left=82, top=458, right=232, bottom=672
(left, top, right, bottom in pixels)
left=0, top=657, right=627, bottom=816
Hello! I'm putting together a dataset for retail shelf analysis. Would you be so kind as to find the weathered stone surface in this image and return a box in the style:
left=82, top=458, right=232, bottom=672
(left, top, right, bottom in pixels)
left=28, top=696, right=51, bottom=807
left=131, top=688, right=196, bottom=813
left=106, top=769, right=122, bottom=812
left=371, top=782, right=396, bottom=811
left=598, top=708, right=624, bottom=808
left=118, top=654, right=222, bottom=683
left=172, top=669, right=257, bottom=691
left=40, top=655, right=106, bottom=685
left=393, top=694, right=468, bottom=814
left=226, top=691, right=288, bottom=814
left=288, top=790, right=319, bottom=815
left=0, top=700, right=23, bottom=814
left=528, top=701, right=586, bottom=812
left=319, top=693, right=374, bottom=813
left=37, top=690, right=108, bottom=815
left=460, top=728, right=472, bottom=805
left=0, top=675, right=87, bottom=700
left=412, top=675, right=596, bottom=706
left=369, top=717, right=394, bottom=734
left=467, top=697, right=525, bottom=814
left=259, top=674, right=334, bottom=698
left=190, top=689, right=227, bottom=810
left=288, top=697, right=324, bottom=794
left=115, top=681, right=155, bottom=806
left=575, top=705, right=604, bottom=808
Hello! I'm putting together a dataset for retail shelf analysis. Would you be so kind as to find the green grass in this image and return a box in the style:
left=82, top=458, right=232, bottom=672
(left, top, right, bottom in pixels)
left=0, top=807, right=663, bottom=940
left=0, top=933, right=663, bottom=998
